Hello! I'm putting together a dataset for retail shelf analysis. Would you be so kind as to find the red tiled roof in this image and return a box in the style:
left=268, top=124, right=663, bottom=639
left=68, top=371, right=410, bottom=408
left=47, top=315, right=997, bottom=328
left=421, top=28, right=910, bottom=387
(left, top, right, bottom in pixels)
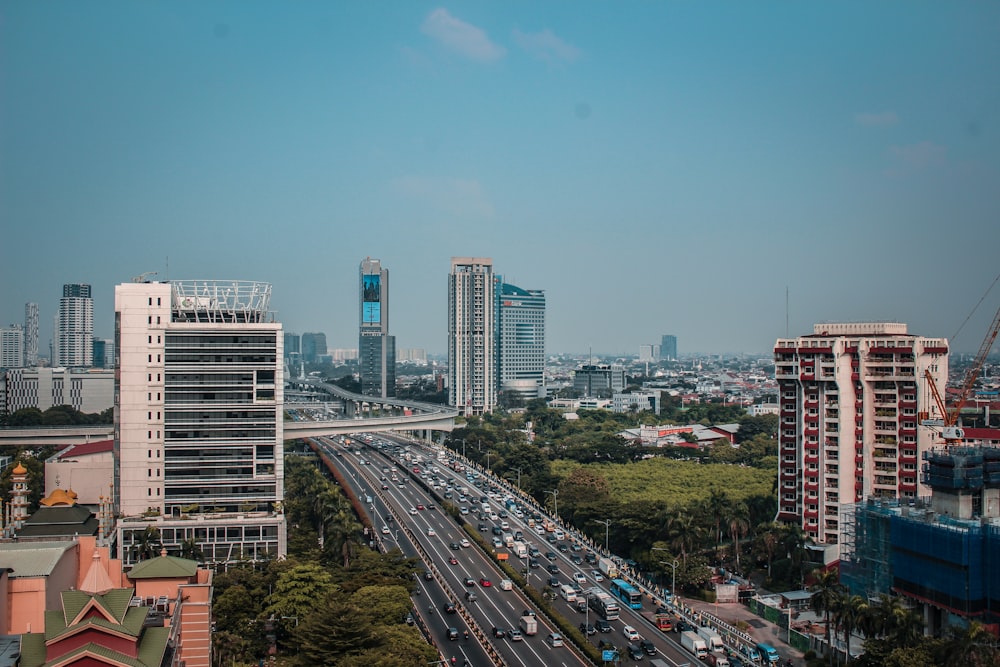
left=58, top=440, right=114, bottom=459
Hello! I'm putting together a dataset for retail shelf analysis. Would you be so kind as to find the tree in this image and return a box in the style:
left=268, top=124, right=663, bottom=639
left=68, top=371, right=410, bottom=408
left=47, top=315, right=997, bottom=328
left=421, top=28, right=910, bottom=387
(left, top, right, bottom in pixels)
left=726, top=502, right=750, bottom=572
left=837, top=594, right=869, bottom=663
left=130, top=526, right=163, bottom=561
left=265, top=563, right=337, bottom=623
left=810, top=568, right=845, bottom=667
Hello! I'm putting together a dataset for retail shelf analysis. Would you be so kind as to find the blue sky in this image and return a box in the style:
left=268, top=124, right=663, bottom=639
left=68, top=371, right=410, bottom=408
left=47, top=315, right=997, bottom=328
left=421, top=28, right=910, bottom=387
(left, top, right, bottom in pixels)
left=2, top=2, right=999, bottom=356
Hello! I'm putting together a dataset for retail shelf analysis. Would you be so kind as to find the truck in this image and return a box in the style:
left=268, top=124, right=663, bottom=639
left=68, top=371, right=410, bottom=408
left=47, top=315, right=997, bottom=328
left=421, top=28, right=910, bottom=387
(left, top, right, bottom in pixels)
left=756, top=642, right=780, bottom=664
left=680, top=630, right=708, bottom=659
left=697, top=626, right=725, bottom=653
left=519, top=614, right=538, bottom=636
left=512, top=541, right=528, bottom=558
left=705, top=653, right=730, bottom=667
left=598, top=557, right=619, bottom=579
left=503, top=533, right=515, bottom=548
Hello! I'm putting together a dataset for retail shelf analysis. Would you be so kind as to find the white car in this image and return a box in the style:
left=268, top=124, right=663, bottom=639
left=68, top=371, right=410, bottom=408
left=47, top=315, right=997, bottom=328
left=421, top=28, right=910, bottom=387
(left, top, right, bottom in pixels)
left=591, top=570, right=604, bottom=582
left=623, top=625, right=640, bottom=641
left=409, top=507, right=418, bottom=515
left=427, top=528, right=436, bottom=536
left=573, top=572, right=587, bottom=584
left=460, top=538, right=471, bottom=548
left=381, top=526, right=390, bottom=535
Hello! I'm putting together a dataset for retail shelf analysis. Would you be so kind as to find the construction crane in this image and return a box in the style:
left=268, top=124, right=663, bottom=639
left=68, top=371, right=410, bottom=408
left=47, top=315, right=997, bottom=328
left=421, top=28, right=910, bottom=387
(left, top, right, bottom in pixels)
left=924, top=301, right=1000, bottom=445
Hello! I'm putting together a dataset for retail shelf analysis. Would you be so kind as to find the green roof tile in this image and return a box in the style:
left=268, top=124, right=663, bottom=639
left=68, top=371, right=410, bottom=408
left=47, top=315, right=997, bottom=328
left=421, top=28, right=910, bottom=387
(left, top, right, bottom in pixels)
left=127, top=554, right=198, bottom=579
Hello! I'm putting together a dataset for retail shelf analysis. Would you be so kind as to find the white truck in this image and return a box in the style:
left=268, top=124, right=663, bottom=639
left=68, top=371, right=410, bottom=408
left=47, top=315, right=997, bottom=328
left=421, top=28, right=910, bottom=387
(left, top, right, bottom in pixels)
left=680, top=630, right=708, bottom=659
left=519, top=614, right=538, bottom=636
left=503, top=533, right=515, bottom=548
left=697, top=626, right=725, bottom=653
left=512, top=541, right=528, bottom=558
left=598, top=557, right=619, bottom=579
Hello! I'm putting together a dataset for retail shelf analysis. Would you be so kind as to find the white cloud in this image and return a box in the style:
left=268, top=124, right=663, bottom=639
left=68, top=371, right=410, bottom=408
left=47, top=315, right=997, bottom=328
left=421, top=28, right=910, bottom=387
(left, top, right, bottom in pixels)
left=855, top=111, right=899, bottom=127
left=421, top=8, right=506, bottom=62
left=392, top=175, right=496, bottom=218
left=512, top=28, right=581, bottom=64
left=889, top=141, right=947, bottom=168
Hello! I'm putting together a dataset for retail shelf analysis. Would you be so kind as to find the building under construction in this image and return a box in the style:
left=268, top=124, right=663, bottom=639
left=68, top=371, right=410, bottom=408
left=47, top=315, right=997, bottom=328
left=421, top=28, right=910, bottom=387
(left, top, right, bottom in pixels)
left=841, top=445, right=1000, bottom=635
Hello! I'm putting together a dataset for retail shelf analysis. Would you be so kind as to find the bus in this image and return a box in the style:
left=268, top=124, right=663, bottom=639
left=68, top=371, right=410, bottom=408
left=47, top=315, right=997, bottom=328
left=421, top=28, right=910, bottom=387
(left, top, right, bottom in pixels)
left=587, top=591, right=620, bottom=621
left=609, top=579, right=643, bottom=610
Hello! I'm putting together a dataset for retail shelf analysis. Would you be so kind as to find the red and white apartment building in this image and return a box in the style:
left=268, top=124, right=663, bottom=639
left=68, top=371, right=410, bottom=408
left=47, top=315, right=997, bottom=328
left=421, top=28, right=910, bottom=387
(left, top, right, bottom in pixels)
left=774, top=323, right=948, bottom=545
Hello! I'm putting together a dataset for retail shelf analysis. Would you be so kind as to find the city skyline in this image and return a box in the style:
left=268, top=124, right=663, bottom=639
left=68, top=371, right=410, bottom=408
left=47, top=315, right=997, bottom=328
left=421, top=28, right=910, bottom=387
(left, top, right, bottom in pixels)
left=2, top=3, right=999, bottom=355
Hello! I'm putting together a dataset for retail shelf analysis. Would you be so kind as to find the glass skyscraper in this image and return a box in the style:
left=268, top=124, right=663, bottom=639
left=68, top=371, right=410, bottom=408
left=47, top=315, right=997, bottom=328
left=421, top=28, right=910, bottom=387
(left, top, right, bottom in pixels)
left=496, top=280, right=545, bottom=404
left=359, top=257, right=396, bottom=397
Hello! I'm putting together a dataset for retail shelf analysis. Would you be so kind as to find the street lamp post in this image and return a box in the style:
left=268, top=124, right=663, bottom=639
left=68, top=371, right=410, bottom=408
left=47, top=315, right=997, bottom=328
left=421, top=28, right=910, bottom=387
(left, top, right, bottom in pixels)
left=657, top=559, right=680, bottom=605
left=545, top=489, right=559, bottom=520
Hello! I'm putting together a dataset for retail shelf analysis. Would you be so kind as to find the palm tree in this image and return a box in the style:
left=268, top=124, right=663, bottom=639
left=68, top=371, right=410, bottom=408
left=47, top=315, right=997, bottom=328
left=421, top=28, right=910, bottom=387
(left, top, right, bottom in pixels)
left=837, top=594, right=868, bottom=663
left=753, top=522, right=781, bottom=581
left=704, top=489, right=731, bottom=546
left=938, top=621, right=1000, bottom=667
left=726, top=502, right=750, bottom=572
left=810, top=568, right=845, bottom=667
left=178, top=537, right=203, bottom=561
left=130, top=526, right=162, bottom=561
left=667, top=511, right=700, bottom=566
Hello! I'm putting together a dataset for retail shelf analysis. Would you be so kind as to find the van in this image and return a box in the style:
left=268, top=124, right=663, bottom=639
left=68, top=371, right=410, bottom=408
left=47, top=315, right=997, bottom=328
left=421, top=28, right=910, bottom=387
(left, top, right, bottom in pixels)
left=756, top=642, right=780, bottom=664
left=559, top=584, right=578, bottom=602
left=546, top=632, right=564, bottom=647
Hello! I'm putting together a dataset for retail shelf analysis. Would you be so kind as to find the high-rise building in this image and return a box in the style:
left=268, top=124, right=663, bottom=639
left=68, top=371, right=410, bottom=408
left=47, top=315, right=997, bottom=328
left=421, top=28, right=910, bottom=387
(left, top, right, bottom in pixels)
left=573, top=364, right=626, bottom=397
left=660, top=335, right=677, bottom=361
left=114, top=279, right=286, bottom=564
left=58, top=283, right=93, bottom=367
left=301, top=332, right=327, bottom=363
left=23, top=302, right=39, bottom=367
left=92, top=338, right=115, bottom=369
left=496, top=280, right=545, bottom=404
left=774, top=322, right=947, bottom=545
left=1, top=325, right=24, bottom=368
left=359, top=258, right=396, bottom=398
left=448, top=257, right=496, bottom=416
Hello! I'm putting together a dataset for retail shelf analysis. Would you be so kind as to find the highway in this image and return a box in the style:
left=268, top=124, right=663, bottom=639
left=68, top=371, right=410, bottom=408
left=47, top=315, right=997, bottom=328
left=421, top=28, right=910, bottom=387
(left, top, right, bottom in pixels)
left=313, top=435, right=590, bottom=667
left=312, top=433, right=739, bottom=667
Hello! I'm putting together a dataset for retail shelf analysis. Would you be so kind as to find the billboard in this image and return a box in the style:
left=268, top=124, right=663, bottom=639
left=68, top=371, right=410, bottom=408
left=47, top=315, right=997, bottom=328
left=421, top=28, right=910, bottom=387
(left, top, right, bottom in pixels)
left=363, top=274, right=381, bottom=324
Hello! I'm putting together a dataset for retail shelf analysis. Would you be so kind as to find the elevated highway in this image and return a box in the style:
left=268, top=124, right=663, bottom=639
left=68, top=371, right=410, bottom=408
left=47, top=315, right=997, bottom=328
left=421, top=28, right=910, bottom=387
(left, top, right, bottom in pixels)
left=0, top=379, right=457, bottom=447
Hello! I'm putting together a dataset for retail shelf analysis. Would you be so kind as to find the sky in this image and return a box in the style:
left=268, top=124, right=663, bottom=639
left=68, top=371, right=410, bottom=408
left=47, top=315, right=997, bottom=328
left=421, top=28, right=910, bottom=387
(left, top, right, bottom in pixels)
left=2, top=2, right=999, bottom=357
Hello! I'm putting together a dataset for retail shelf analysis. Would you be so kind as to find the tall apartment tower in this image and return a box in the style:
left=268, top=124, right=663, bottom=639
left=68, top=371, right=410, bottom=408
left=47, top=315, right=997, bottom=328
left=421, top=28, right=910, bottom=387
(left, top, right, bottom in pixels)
left=448, top=257, right=496, bottom=415
left=23, top=302, right=39, bottom=367
left=114, top=279, right=286, bottom=564
left=774, top=322, right=948, bottom=545
left=58, top=283, right=93, bottom=367
left=661, top=335, right=677, bottom=361
left=496, top=280, right=545, bottom=403
left=0, top=325, right=24, bottom=368
left=359, top=258, right=396, bottom=398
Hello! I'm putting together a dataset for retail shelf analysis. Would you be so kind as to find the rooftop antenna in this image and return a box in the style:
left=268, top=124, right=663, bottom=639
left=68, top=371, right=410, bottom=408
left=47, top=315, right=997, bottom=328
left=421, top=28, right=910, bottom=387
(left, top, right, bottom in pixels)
left=785, top=286, right=789, bottom=338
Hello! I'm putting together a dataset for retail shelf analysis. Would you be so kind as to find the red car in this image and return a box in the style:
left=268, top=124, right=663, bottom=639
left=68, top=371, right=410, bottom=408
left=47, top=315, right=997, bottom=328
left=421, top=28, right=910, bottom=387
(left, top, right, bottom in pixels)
left=479, top=577, right=492, bottom=587
left=448, top=556, right=459, bottom=565
left=416, top=504, right=425, bottom=510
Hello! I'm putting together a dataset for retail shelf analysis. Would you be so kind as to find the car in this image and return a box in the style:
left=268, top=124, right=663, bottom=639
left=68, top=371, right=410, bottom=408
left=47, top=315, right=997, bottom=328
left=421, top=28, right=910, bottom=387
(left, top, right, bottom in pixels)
left=529, top=546, right=541, bottom=557
left=381, top=526, right=390, bottom=535
left=381, top=483, right=389, bottom=490
left=424, top=571, right=434, bottom=581
left=548, top=577, right=560, bottom=587
left=570, top=554, right=583, bottom=564
left=459, top=506, right=469, bottom=514
left=460, top=538, right=471, bottom=548
left=674, top=619, right=694, bottom=633
left=514, top=531, right=524, bottom=540
left=528, top=558, right=540, bottom=569
left=405, top=613, right=414, bottom=625
left=623, top=625, right=640, bottom=641
left=443, top=602, right=457, bottom=614
left=416, top=504, right=425, bottom=510
left=546, top=632, right=564, bottom=647
left=547, top=534, right=557, bottom=543
left=448, top=556, right=459, bottom=565
left=464, top=577, right=476, bottom=587
left=479, top=577, right=491, bottom=587
left=596, top=619, right=612, bottom=633
left=409, top=507, right=418, bottom=515
left=450, top=542, right=461, bottom=550
left=499, top=510, right=508, bottom=519
left=591, top=570, right=604, bottom=582
left=492, top=626, right=506, bottom=638
left=585, top=552, right=598, bottom=564
left=639, top=639, right=657, bottom=655
left=627, top=644, right=643, bottom=660
left=477, top=522, right=488, bottom=531
left=547, top=564, right=560, bottom=574
left=499, top=578, right=513, bottom=590
left=447, top=627, right=459, bottom=640
left=573, top=572, right=587, bottom=584
left=464, top=590, right=478, bottom=602
left=492, top=526, right=503, bottom=536
left=427, top=528, right=436, bottom=536
left=492, top=537, right=503, bottom=548
left=545, top=551, right=557, bottom=560
left=572, top=543, right=583, bottom=552
left=579, top=623, right=597, bottom=636
left=557, top=543, right=569, bottom=552
left=509, top=628, right=523, bottom=642
left=427, top=504, right=437, bottom=510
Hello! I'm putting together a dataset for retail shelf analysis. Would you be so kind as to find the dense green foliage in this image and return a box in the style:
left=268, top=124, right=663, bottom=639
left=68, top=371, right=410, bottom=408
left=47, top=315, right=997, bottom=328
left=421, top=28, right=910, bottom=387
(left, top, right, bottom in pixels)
left=212, top=452, right=434, bottom=666
left=1, top=404, right=113, bottom=426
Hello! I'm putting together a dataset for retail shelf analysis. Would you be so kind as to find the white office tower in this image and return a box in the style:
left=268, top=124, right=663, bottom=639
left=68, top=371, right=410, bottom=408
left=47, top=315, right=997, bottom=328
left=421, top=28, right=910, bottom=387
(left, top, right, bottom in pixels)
left=24, top=302, right=39, bottom=367
left=448, top=257, right=496, bottom=415
left=58, top=284, right=94, bottom=367
left=774, top=322, right=947, bottom=545
left=497, top=280, right=546, bottom=403
left=115, top=279, right=285, bottom=564
left=1, top=325, right=24, bottom=368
